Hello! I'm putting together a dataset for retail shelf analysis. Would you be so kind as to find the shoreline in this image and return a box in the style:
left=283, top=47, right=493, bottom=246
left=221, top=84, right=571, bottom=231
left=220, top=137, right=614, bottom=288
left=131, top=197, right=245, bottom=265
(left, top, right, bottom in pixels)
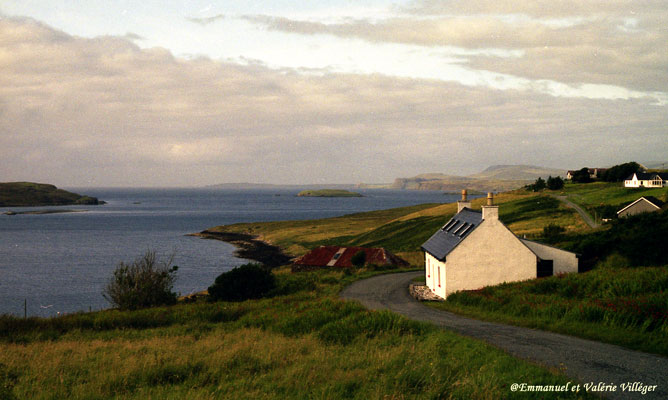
left=3, top=209, right=89, bottom=216
left=190, top=230, right=293, bottom=268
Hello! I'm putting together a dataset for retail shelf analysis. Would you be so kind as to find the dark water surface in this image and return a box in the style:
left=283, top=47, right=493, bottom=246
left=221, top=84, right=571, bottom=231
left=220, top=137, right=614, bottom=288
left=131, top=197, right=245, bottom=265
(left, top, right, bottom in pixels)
left=0, top=188, right=460, bottom=317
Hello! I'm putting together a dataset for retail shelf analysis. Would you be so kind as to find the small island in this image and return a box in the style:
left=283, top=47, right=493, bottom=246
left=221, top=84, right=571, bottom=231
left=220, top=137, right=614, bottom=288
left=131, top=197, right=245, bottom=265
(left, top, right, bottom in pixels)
left=0, top=182, right=104, bottom=207
left=296, top=189, right=363, bottom=198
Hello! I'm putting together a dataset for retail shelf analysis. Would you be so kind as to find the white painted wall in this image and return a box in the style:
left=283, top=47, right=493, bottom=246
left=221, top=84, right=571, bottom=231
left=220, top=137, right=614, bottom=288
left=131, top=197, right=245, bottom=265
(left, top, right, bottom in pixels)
left=444, top=218, right=537, bottom=297
left=520, top=239, right=579, bottom=274
left=425, top=252, right=447, bottom=299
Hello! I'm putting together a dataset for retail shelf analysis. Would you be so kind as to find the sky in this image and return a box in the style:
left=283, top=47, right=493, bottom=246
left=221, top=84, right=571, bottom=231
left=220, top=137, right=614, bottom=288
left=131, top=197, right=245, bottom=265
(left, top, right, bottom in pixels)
left=1, top=1, right=666, bottom=187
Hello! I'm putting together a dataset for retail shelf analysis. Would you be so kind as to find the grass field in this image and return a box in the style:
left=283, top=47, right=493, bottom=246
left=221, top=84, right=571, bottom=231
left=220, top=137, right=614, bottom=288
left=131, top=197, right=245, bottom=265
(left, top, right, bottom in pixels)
left=555, top=181, right=666, bottom=219
left=425, top=265, right=668, bottom=357
left=0, top=269, right=593, bottom=399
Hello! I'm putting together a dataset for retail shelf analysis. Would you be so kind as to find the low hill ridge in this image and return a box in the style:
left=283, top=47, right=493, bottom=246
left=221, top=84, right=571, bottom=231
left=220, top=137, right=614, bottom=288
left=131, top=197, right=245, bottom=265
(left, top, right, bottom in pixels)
left=391, top=165, right=566, bottom=191
left=0, top=182, right=102, bottom=207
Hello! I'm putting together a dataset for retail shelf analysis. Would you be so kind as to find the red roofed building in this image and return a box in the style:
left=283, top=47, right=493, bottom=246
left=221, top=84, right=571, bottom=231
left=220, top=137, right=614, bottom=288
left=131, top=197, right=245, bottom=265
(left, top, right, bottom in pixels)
left=292, top=246, right=408, bottom=271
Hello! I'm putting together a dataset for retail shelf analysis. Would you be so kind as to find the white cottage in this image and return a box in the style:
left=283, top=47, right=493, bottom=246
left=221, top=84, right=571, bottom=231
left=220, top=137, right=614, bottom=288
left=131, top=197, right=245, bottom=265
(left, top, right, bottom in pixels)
left=624, top=172, right=666, bottom=188
left=421, top=191, right=579, bottom=299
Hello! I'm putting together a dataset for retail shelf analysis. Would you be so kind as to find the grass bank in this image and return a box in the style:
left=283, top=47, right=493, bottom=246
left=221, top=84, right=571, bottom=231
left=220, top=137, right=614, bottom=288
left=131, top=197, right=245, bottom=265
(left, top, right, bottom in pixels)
left=0, top=268, right=591, bottom=399
left=424, top=265, right=668, bottom=357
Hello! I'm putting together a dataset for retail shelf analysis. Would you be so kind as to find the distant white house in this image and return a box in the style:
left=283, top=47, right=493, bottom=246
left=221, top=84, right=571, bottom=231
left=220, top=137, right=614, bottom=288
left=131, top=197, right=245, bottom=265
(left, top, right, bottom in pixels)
left=421, top=191, right=579, bottom=299
left=624, top=172, right=666, bottom=188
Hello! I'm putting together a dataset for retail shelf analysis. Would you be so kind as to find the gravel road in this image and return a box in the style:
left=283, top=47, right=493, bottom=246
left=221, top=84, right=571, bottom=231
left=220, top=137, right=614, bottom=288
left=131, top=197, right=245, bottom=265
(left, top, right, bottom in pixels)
left=340, top=271, right=668, bottom=400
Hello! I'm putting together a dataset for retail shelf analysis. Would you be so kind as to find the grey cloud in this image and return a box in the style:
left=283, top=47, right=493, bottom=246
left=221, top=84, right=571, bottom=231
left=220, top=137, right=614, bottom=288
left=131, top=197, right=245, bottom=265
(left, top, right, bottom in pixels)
left=186, top=14, right=225, bottom=26
left=243, top=3, right=668, bottom=93
left=0, top=17, right=666, bottom=186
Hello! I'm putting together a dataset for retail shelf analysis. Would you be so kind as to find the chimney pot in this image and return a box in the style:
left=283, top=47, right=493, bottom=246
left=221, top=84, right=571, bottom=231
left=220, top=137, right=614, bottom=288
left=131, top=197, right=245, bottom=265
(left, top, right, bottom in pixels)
left=487, top=192, right=494, bottom=206
left=457, top=188, right=472, bottom=213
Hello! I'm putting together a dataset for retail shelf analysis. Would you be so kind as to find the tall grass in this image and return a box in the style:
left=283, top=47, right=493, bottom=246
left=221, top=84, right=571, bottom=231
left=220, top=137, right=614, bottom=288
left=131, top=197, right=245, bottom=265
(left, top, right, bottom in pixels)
left=430, top=265, right=668, bottom=356
left=0, top=269, right=592, bottom=399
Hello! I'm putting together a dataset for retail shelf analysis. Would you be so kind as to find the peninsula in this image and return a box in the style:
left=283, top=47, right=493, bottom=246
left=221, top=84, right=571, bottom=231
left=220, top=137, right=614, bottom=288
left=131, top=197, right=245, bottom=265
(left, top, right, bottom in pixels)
left=0, top=182, right=103, bottom=207
left=297, top=189, right=363, bottom=197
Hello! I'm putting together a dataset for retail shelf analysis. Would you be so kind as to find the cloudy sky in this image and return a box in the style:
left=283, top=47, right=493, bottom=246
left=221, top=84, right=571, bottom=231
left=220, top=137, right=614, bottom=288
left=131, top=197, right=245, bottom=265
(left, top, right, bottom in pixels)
left=1, top=1, right=666, bottom=187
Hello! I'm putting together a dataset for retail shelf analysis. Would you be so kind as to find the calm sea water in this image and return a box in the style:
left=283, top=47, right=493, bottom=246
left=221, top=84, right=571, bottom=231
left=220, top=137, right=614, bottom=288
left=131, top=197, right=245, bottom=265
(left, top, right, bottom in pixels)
left=0, top=188, right=461, bottom=317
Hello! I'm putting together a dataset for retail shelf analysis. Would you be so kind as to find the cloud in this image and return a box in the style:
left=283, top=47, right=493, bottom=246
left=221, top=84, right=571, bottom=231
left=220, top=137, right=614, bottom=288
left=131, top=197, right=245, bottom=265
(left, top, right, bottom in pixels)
left=0, top=16, right=666, bottom=186
left=242, top=1, right=668, bottom=94
left=186, top=14, right=225, bottom=26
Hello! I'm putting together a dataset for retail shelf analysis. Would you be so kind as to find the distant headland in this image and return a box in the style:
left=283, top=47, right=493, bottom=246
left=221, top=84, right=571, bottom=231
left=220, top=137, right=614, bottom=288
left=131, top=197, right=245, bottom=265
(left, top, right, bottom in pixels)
left=297, top=189, right=363, bottom=198
left=0, top=182, right=104, bottom=207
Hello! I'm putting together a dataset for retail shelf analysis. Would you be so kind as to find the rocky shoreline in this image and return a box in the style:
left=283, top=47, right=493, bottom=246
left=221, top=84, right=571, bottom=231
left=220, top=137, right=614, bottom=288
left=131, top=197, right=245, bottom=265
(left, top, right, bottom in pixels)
left=3, top=209, right=88, bottom=216
left=191, top=230, right=293, bottom=268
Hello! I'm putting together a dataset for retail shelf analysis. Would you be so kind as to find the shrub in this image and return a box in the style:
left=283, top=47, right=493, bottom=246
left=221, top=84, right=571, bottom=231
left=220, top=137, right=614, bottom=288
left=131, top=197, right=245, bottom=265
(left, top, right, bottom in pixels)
left=546, top=176, right=564, bottom=190
left=600, top=162, right=641, bottom=182
left=542, top=223, right=565, bottom=242
left=351, top=250, right=366, bottom=267
left=103, top=251, right=178, bottom=310
left=208, top=263, right=276, bottom=302
left=525, top=177, right=546, bottom=192
left=571, top=168, right=592, bottom=183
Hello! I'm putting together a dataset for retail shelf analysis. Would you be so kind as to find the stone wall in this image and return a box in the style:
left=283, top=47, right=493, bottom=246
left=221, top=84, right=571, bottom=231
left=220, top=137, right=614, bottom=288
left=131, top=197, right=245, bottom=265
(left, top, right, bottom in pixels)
left=409, top=284, right=443, bottom=301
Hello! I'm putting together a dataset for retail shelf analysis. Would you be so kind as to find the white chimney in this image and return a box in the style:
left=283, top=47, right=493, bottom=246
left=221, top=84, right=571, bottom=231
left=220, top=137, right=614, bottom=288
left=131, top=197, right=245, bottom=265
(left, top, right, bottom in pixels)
left=482, top=192, right=499, bottom=220
left=457, top=189, right=471, bottom=213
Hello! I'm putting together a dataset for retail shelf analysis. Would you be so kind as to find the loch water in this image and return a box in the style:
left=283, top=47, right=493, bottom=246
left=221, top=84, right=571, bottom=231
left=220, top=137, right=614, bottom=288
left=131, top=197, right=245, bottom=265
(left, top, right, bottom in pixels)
left=0, top=188, right=461, bottom=317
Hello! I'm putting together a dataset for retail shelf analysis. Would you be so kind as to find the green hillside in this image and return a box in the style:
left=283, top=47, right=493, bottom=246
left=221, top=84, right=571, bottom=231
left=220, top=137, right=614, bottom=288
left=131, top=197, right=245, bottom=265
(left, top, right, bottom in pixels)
left=0, top=182, right=102, bottom=207
left=0, top=268, right=590, bottom=399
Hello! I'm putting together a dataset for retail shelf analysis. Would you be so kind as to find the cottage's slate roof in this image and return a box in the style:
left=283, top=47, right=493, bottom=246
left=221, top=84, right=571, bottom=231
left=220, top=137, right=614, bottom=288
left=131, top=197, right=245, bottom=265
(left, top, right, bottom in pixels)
left=421, top=208, right=482, bottom=261
left=643, top=196, right=665, bottom=207
left=626, top=172, right=665, bottom=181
left=617, top=196, right=664, bottom=214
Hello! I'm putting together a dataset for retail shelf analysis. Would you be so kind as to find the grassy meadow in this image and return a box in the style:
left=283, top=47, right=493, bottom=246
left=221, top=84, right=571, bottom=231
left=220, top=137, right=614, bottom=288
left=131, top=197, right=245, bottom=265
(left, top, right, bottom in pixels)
left=424, top=265, right=668, bottom=357
left=0, top=268, right=592, bottom=399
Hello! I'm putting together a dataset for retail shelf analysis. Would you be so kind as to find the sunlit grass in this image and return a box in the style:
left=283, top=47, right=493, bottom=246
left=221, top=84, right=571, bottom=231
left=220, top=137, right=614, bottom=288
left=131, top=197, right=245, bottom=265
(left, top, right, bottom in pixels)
left=0, top=269, right=593, bottom=399
left=428, top=265, right=668, bottom=357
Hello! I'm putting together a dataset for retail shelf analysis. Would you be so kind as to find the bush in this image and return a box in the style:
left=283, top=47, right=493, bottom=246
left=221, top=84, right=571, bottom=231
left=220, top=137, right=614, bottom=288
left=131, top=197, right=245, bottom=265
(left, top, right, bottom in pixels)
left=351, top=250, right=366, bottom=267
left=571, top=168, right=592, bottom=183
left=103, top=251, right=178, bottom=310
left=208, top=263, right=276, bottom=302
left=600, top=162, right=641, bottom=182
left=546, top=176, right=564, bottom=190
left=525, top=177, right=546, bottom=192
left=542, top=224, right=565, bottom=242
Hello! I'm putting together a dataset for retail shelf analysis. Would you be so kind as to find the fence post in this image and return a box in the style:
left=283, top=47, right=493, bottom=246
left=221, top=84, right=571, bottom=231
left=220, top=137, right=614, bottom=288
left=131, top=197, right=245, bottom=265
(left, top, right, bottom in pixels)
left=24, top=299, right=27, bottom=319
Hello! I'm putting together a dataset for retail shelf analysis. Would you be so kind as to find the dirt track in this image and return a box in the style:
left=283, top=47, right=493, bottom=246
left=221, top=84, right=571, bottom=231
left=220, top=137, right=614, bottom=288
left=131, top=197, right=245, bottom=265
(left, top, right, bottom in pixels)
left=340, top=271, right=668, bottom=400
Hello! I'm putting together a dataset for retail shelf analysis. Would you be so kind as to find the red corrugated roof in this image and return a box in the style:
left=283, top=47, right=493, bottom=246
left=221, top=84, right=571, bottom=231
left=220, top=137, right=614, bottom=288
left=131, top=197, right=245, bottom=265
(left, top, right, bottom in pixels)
left=293, top=246, right=408, bottom=268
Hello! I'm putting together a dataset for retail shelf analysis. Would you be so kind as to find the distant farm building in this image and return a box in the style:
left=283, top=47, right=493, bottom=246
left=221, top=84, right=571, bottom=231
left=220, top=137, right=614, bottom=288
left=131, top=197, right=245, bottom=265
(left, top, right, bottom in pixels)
left=566, top=168, right=607, bottom=180
left=617, top=196, right=664, bottom=218
left=624, top=172, right=666, bottom=188
left=292, top=246, right=408, bottom=271
left=421, top=191, right=579, bottom=299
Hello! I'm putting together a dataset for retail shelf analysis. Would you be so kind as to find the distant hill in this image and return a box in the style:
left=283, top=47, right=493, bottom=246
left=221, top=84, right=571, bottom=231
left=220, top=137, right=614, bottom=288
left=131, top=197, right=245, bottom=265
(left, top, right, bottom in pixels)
left=0, top=182, right=103, bottom=207
left=206, top=183, right=356, bottom=190
left=641, top=161, right=668, bottom=170
left=469, top=165, right=566, bottom=180
left=389, top=165, right=566, bottom=192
